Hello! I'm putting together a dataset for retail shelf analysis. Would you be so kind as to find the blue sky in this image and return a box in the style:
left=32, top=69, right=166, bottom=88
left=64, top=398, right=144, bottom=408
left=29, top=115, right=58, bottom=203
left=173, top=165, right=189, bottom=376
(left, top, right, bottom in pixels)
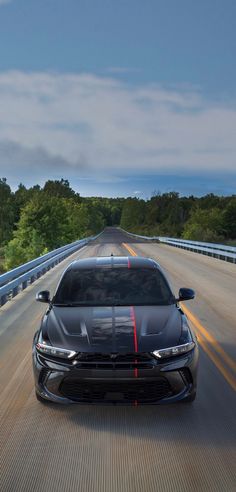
left=0, top=0, right=236, bottom=196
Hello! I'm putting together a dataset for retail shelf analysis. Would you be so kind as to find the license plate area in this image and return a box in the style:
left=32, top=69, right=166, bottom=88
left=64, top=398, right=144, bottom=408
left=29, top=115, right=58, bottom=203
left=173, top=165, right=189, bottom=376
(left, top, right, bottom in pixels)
left=105, top=392, right=124, bottom=401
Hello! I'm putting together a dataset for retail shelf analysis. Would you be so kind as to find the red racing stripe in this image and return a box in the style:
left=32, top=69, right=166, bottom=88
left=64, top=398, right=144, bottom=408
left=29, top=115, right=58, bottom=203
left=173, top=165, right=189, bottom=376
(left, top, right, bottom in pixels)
left=130, top=306, right=139, bottom=406
left=130, top=306, right=138, bottom=353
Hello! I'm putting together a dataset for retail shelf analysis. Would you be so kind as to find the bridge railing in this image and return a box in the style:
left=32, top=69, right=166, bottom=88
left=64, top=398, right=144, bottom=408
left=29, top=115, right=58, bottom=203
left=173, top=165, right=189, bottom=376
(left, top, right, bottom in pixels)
left=0, top=234, right=97, bottom=306
left=157, top=237, right=236, bottom=263
left=122, top=229, right=236, bottom=264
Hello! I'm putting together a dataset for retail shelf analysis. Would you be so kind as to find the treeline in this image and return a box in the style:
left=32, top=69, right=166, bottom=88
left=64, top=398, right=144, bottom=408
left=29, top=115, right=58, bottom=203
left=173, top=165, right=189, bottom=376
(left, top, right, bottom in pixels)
left=120, top=192, right=236, bottom=242
left=0, top=178, right=124, bottom=270
left=0, top=178, right=235, bottom=271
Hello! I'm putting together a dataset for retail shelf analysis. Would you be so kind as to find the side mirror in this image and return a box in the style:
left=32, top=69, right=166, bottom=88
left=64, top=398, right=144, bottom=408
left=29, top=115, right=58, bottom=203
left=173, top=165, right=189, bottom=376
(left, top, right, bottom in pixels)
left=177, top=288, right=195, bottom=302
left=36, top=290, right=51, bottom=303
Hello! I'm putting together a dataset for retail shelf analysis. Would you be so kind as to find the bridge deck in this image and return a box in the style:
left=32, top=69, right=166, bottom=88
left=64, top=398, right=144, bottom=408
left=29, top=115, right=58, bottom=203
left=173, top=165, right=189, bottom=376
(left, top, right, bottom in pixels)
left=0, top=228, right=235, bottom=492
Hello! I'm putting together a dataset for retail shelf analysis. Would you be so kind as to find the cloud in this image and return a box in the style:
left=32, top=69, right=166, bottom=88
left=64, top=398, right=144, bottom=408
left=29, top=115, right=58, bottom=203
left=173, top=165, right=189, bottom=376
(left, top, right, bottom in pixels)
left=0, top=70, right=236, bottom=185
left=0, top=0, right=12, bottom=5
left=0, top=140, right=86, bottom=177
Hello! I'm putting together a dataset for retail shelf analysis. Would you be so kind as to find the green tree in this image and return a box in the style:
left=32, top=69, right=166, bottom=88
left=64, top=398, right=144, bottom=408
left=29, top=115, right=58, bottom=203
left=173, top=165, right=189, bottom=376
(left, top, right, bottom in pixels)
left=111, top=205, right=122, bottom=225
left=222, top=198, right=236, bottom=239
left=5, top=193, right=72, bottom=267
left=67, top=202, right=105, bottom=237
left=4, top=239, right=26, bottom=270
left=4, top=193, right=105, bottom=268
left=120, top=198, right=146, bottom=230
left=0, top=178, right=15, bottom=245
left=43, top=179, right=77, bottom=199
left=14, top=183, right=41, bottom=222
left=182, top=207, right=224, bottom=242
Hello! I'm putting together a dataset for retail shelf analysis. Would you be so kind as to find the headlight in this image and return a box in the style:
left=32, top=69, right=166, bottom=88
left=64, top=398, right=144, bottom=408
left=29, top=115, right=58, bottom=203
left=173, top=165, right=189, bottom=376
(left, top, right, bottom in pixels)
left=36, top=342, right=76, bottom=359
left=152, top=341, right=195, bottom=359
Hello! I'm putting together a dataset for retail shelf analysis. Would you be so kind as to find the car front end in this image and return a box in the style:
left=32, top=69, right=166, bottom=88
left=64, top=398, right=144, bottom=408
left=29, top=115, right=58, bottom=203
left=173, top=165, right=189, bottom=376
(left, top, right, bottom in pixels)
left=33, top=316, right=198, bottom=405
left=33, top=256, right=199, bottom=405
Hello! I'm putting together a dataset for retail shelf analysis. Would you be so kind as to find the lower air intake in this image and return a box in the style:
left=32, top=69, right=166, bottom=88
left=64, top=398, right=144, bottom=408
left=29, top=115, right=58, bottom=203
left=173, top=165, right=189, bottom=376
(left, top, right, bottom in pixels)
left=59, top=378, right=172, bottom=403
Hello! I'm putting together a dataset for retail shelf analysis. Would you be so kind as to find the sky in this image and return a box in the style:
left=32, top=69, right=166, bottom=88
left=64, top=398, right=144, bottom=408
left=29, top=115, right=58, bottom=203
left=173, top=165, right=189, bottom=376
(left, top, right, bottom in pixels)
left=0, top=0, right=236, bottom=197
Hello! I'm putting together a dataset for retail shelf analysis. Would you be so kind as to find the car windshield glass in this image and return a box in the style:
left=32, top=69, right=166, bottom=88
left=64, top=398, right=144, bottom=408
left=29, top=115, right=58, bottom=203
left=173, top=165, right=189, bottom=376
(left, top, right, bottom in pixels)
left=53, top=267, right=174, bottom=306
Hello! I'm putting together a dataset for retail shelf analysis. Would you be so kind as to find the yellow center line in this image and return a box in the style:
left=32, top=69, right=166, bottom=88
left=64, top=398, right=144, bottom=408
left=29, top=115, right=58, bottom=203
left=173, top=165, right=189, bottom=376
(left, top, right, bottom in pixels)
left=122, top=241, right=236, bottom=392
left=122, top=243, right=138, bottom=256
left=180, top=303, right=236, bottom=373
left=194, top=331, right=236, bottom=392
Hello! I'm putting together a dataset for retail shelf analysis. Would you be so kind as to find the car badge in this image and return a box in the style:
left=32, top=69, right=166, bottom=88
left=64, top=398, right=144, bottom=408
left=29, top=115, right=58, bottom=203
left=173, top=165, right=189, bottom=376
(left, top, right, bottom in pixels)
left=111, top=353, right=118, bottom=360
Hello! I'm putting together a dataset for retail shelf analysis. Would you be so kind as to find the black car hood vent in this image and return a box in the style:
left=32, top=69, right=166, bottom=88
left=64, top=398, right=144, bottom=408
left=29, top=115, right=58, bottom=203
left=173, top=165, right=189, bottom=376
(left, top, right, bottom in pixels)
left=45, top=305, right=181, bottom=353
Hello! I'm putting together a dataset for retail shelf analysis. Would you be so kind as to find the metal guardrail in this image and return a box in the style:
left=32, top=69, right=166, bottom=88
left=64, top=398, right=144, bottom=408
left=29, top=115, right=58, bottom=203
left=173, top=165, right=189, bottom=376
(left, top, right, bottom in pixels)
left=158, top=237, right=236, bottom=263
left=158, top=237, right=236, bottom=254
left=0, top=239, right=93, bottom=288
left=122, top=229, right=236, bottom=264
left=0, top=235, right=97, bottom=307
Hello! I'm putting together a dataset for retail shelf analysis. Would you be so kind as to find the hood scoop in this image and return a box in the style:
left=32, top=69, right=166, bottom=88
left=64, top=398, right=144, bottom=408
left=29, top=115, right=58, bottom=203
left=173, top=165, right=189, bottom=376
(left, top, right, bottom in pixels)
left=47, top=304, right=181, bottom=353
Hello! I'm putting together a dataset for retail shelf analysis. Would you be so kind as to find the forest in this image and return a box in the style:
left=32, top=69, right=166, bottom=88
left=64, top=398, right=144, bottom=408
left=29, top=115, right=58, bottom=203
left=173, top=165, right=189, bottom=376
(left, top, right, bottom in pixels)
left=0, top=177, right=235, bottom=271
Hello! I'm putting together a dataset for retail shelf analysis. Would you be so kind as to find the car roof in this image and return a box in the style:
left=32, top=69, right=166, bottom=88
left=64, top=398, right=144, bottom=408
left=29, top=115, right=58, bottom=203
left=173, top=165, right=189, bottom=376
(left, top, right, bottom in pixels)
left=68, top=256, right=159, bottom=270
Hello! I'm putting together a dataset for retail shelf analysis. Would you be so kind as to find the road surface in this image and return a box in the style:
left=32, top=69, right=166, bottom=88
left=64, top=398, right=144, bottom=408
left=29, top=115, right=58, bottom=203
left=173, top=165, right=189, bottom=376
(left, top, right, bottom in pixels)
left=0, top=228, right=235, bottom=492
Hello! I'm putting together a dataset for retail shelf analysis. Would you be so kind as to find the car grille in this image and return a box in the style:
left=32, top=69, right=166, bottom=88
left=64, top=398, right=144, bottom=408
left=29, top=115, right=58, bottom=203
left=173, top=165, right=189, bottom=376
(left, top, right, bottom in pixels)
left=59, top=378, right=172, bottom=403
left=74, top=352, right=155, bottom=370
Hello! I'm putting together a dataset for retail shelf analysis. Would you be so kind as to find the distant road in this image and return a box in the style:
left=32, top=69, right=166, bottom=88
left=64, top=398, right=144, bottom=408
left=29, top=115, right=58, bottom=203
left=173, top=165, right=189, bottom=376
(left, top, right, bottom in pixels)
left=0, top=228, right=235, bottom=492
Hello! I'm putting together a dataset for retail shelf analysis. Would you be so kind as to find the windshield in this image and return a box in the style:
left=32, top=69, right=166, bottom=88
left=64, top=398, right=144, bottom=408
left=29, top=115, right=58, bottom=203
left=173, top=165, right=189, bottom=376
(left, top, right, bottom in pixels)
left=53, top=267, right=174, bottom=306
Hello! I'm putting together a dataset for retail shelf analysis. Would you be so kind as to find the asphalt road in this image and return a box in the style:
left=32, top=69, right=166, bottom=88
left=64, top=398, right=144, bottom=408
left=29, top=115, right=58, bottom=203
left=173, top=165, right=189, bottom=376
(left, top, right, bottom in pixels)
left=0, top=228, right=235, bottom=492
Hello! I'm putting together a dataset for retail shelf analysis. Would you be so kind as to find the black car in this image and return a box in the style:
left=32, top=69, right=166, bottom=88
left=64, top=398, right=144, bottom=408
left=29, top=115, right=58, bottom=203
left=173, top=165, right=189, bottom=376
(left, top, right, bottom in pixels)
left=32, top=256, right=198, bottom=405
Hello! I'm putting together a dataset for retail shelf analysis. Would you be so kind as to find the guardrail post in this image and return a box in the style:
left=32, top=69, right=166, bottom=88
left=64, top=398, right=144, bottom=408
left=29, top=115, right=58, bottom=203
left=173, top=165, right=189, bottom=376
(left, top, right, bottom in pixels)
left=12, top=286, right=19, bottom=298
left=0, top=294, right=7, bottom=306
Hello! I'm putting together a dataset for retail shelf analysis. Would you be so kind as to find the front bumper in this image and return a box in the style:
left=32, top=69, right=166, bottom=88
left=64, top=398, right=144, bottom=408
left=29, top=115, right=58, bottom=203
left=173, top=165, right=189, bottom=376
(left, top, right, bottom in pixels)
left=32, top=346, right=198, bottom=405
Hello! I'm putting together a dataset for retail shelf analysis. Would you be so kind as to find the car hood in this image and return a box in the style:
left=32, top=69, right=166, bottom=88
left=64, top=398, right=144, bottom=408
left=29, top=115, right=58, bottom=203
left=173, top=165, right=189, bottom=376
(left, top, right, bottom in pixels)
left=42, top=305, right=182, bottom=353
